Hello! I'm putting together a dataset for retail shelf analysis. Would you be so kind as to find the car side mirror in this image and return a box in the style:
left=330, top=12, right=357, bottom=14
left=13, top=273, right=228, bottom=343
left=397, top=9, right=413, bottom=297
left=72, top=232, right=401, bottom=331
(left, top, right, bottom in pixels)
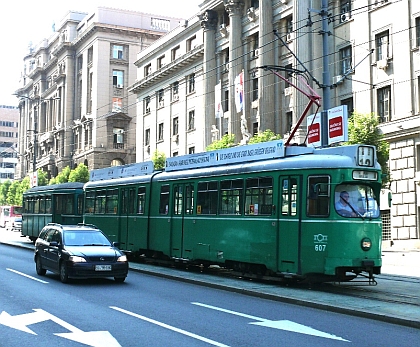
left=113, top=242, right=120, bottom=248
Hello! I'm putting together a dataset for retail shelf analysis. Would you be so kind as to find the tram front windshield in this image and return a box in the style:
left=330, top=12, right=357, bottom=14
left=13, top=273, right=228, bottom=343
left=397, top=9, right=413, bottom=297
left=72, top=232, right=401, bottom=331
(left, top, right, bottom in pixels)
left=335, top=184, right=379, bottom=218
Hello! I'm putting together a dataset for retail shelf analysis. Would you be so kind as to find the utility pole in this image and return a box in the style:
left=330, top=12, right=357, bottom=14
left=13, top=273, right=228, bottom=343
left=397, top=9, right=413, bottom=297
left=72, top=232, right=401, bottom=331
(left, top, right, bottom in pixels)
left=33, top=100, right=38, bottom=173
left=320, top=0, right=331, bottom=147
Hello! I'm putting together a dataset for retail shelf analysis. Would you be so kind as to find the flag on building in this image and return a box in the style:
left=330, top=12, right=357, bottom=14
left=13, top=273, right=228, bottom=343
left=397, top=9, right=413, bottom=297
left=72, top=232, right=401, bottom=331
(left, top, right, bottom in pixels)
left=235, top=71, right=244, bottom=113
left=215, top=82, right=223, bottom=118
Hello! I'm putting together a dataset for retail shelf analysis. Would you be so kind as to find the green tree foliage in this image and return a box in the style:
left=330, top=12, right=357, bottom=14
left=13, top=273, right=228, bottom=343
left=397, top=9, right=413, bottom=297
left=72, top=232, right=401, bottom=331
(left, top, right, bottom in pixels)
left=6, top=180, right=21, bottom=205
left=248, top=130, right=282, bottom=144
left=68, top=164, right=89, bottom=183
left=0, top=180, right=11, bottom=205
left=346, top=112, right=390, bottom=186
left=15, top=177, right=30, bottom=205
left=206, top=133, right=236, bottom=151
left=152, top=150, right=166, bottom=171
left=37, top=169, right=48, bottom=186
left=49, top=166, right=71, bottom=185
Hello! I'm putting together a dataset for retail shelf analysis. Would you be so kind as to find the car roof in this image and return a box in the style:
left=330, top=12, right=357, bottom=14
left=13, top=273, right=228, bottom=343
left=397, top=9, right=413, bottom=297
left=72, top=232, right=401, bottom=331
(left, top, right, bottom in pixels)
left=45, top=224, right=100, bottom=232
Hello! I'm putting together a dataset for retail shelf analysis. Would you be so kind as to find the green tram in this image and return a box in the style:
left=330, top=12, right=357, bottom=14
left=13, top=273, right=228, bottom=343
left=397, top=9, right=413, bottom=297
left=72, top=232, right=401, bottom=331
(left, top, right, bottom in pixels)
left=84, top=141, right=383, bottom=282
left=22, top=182, right=84, bottom=243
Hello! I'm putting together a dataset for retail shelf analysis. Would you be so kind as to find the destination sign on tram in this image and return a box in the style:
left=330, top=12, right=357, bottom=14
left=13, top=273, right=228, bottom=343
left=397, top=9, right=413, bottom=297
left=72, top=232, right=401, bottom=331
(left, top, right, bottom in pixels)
left=90, top=161, right=154, bottom=181
left=165, top=140, right=285, bottom=172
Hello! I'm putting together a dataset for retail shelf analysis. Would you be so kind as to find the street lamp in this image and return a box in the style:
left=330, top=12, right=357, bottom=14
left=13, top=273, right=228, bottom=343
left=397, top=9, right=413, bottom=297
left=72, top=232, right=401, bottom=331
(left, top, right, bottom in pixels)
left=26, top=129, right=38, bottom=173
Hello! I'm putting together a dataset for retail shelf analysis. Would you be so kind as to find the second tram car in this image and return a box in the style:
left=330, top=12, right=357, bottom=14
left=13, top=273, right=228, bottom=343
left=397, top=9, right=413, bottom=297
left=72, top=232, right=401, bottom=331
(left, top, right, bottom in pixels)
left=22, top=182, right=84, bottom=243
left=84, top=141, right=383, bottom=282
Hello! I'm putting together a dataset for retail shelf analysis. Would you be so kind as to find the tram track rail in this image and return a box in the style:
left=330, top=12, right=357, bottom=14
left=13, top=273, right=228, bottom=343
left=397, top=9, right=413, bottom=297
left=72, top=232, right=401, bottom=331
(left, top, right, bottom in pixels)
left=319, top=275, right=420, bottom=307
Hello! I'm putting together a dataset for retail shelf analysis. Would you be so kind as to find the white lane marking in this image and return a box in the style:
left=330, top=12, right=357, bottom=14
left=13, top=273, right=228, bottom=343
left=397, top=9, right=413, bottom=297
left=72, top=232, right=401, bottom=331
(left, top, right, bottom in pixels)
left=6, top=268, right=49, bottom=283
left=192, top=302, right=350, bottom=342
left=192, top=302, right=266, bottom=321
left=0, top=309, right=121, bottom=347
left=110, top=306, right=230, bottom=347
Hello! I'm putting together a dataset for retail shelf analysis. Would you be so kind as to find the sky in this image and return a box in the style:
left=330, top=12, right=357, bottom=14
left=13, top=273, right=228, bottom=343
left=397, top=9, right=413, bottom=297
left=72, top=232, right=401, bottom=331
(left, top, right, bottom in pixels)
left=1, top=0, right=202, bottom=106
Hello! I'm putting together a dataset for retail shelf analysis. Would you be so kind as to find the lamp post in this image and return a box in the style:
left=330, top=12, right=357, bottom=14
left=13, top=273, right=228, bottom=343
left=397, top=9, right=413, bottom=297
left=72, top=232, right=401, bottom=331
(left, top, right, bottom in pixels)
left=26, top=128, right=38, bottom=173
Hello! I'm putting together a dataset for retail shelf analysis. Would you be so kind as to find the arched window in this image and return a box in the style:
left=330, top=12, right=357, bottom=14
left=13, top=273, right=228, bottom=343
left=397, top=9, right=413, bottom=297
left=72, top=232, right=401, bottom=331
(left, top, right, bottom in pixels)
left=111, top=159, right=124, bottom=166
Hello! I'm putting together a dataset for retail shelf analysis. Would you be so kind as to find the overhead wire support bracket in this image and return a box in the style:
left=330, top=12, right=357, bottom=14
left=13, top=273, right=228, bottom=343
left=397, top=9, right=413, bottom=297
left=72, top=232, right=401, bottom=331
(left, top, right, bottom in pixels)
left=330, top=49, right=375, bottom=88
left=259, top=64, right=321, bottom=146
left=273, top=30, right=324, bottom=89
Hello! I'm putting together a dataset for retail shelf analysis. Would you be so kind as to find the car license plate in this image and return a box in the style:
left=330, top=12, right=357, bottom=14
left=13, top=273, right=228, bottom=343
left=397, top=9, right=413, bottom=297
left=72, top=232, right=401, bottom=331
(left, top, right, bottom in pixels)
left=95, top=265, right=112, bottom=271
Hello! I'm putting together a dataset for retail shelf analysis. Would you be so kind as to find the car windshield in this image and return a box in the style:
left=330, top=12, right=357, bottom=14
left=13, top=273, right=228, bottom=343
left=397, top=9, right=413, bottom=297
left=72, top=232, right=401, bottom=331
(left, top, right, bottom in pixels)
left=335, top=184, right=380, bottom=219
left=63, top=231, right=111, bottom=246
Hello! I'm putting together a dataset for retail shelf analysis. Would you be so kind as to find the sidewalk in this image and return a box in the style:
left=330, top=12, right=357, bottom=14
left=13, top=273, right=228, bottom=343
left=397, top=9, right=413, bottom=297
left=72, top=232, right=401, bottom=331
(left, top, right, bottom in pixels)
left=1, top=228, right=419, bottom=329
left=381, top=249, right=420, bottom=277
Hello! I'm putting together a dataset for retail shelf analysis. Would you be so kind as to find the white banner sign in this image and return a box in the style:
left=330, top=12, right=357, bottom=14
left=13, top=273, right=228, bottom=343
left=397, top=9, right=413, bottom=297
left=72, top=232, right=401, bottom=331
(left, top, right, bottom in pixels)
left=165, top=140, right=285, bottom=172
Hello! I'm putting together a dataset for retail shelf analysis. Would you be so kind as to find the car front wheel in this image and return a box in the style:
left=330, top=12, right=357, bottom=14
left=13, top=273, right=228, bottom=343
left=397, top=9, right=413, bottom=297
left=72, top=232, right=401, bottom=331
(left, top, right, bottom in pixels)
left=60, top=262, right=69, bottom=283
left=35, top=256, right=46, bottom=276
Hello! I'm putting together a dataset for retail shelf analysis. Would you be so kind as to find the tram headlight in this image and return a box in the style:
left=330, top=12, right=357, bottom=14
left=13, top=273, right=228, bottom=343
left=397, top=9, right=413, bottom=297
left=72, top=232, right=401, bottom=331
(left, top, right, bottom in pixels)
left=361, top=237, right=372, bottom=251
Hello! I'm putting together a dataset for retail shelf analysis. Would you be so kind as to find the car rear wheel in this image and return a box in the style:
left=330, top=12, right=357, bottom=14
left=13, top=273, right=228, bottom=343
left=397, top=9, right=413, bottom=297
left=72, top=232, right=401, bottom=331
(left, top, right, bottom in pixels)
left=35, top=256, right=46, bottom=276
left=114, top=277, right=126, bottom=283
left=60, top=262, right=69, bottom=283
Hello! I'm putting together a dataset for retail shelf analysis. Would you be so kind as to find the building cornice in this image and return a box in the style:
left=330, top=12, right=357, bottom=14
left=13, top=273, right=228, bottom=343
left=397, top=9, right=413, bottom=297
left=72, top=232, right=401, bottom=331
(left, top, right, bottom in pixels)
left=129, top=44, right=204, bottom=94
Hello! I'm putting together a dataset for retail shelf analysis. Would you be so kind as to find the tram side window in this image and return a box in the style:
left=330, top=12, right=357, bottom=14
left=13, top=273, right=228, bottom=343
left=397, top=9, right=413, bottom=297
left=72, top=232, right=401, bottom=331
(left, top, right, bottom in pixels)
left=106, top=189, right=118, bottom=214
left=197, top=181, right=218, bottom=215
left=137, top=187, right=146, bottom=214
left=27, top=198, right=35, bottom=213
left=174, top=184, right=194, bottom=215
left=77, top=195, right=83, bottom=215
left=174, top=185, right=183, bottom=215
left=220, top=179, right=243, bottom=215
left=56, top=194, right=74, bottom=214
left=185, top=184, right=194, bottom=214
left=95, top=191, right=106, bottom=214
left=34, top=198, right=41, bottom=214
left=159, top=185, right=170, bottom=215
left=23, top=198, right=30, bottom=213
left=245, top=176, right=273, bottom=215
left=128, top=188, right=136, bottom=214
left=281, top=178, right=297, bottom=216
left=46, top=197, right=52, bottom=213
left=39, top=197, right=46, bottom=214
left=307, top=176, right=330, bottom=217
left=85, top=191, right=95, bottom=214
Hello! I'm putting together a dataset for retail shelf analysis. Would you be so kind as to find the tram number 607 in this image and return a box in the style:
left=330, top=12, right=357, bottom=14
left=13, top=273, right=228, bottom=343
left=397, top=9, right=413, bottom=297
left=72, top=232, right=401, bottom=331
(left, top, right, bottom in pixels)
left=315, top=244, right=326, bottom=251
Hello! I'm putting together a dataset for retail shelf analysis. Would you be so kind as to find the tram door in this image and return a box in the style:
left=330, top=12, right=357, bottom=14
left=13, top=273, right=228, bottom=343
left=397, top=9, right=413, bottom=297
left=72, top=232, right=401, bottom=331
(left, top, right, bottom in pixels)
left=171, top=184, right=194, bottom=259
left=278, top=175, right=302, bottom=274
left=120, top=187, right=136, bottom=250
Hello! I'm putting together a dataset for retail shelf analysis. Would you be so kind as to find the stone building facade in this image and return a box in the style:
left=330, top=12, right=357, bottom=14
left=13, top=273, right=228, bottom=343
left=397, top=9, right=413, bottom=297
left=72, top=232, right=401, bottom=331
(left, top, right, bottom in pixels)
left=129, top=0, right=420, bottom=247
left=15, top=7, right=182, bottom=180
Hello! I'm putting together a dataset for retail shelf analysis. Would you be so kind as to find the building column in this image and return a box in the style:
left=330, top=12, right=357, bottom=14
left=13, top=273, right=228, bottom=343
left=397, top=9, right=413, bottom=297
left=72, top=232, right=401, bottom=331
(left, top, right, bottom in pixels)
left=258, top=0, right=275, bottom=133
left=199, top=10, right=218, bottom=146
left=225, top=0, right=244, bottom=141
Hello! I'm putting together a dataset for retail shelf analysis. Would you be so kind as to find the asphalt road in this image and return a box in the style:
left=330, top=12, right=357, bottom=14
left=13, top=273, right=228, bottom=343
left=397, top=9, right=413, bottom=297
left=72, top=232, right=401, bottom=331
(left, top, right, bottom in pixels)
left=1, top=244, right=419, bottom=347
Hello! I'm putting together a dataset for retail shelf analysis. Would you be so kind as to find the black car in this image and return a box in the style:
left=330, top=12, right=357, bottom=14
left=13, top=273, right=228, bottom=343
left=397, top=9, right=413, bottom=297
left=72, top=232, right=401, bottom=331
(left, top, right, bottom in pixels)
left=34, top=223, right=128, bottom=283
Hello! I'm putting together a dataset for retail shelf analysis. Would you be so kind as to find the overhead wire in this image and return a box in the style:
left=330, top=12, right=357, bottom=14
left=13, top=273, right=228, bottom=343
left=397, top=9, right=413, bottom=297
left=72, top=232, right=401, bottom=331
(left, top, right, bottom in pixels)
left=18, top=0, right=417, bottom=168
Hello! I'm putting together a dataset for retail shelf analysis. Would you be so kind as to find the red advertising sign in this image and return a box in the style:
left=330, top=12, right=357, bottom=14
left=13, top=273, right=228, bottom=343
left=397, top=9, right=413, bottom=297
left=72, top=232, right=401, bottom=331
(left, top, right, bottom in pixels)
left=327, top=105, right=348, bottom=145
left=308, top=123, right=320, bottom=143
left=328, top=117, right=343, bottom=138
left=306, top=113, right=322, bottom=147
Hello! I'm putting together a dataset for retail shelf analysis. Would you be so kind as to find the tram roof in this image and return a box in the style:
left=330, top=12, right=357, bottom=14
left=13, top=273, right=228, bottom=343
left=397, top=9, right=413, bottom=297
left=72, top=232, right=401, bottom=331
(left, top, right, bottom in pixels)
left=23, top=182, right=85, bottom=195
left=84, top=144, right=378, bottom=188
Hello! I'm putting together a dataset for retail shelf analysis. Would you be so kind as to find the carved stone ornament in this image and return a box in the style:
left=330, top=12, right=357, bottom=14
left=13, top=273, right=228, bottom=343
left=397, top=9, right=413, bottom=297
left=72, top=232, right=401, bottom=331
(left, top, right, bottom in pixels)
left=224, top=0, right=245, bottom=16
left=199, top=10, right=218, bottom=30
